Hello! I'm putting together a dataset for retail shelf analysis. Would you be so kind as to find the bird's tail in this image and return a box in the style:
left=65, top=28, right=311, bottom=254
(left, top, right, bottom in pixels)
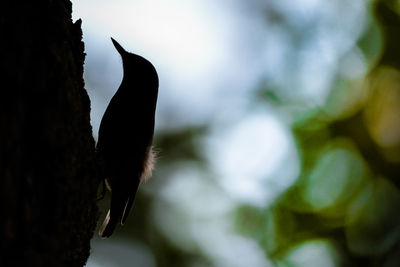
left=99, top=210, right=116, bottom=238
left=99, top=194, right=136, bottom=237
left=99, top=190, right=126, bottom=238
left=98, top=179, right=140, bottom=238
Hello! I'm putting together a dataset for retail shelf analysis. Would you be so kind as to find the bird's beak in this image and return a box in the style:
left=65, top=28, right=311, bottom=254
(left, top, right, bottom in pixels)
left=111, top=37, right=127, bottom=56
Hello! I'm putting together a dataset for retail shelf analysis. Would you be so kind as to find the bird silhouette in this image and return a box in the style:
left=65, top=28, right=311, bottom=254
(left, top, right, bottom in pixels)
left=97, top=38, right=158, bottom=238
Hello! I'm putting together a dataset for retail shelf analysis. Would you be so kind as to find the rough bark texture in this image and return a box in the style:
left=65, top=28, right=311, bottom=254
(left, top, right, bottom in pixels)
left=0, top=1, right=99, bottom=266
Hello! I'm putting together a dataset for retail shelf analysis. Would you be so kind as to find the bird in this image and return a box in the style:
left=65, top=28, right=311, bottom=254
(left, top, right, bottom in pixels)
left=97, top=38, right=159, bottom=238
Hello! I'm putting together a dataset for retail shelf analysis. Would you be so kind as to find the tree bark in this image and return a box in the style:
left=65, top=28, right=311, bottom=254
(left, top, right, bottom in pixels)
left=0, top=1, right=99, bottom=266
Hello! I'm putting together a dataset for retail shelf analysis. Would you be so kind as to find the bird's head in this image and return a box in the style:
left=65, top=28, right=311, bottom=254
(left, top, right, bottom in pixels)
left=111, top=37, right=158, bottom=87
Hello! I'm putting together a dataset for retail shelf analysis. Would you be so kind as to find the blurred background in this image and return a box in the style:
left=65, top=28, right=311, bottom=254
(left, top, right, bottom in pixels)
left=71, top=0, right=400, bottom=266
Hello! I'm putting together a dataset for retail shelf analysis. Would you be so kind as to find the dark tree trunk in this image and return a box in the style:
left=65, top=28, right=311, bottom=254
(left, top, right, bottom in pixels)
left=0, top=1, right=99, bottom=266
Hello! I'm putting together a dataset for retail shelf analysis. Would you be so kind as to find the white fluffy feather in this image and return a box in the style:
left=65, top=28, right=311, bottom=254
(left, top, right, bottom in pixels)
left=140, top=146, right=156, bottom=182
